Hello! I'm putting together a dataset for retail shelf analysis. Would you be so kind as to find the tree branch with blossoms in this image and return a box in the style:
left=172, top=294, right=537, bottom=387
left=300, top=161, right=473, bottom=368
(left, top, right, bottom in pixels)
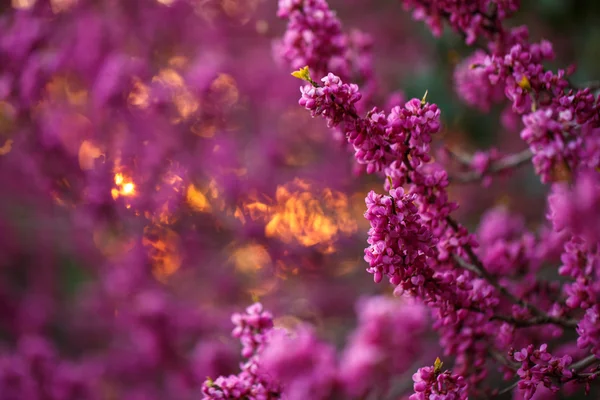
left=257, top=0, right=600, bottom=399
left=202, top=1, right=600, bottom=399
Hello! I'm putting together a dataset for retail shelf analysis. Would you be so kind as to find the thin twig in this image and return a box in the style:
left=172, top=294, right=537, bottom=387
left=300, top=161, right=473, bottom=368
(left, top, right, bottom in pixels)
left=490, top=313, right=578, bottom=328
left=496, top=355, right=599, bottom=397
left=448, top=149, right=533, bottom=184
left=498, top=380, right=519, bottom=395
left=490, top=349, right=520, bottom=370
left=448, top=217, right=577, bottom=329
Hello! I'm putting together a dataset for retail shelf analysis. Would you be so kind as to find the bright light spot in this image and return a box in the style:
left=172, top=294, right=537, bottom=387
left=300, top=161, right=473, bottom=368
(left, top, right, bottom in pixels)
left=229, top=243, right=272, bottom=274
left=143, top=224, right=182, bottom=282
left=221, top=0, right=259, bottom=24
left=210, top=73, right=239, bottom=108
left=264, top=179, right=356, bottom=248
left=168, top=56, right=188, bottom=68
left=0, top=139, right=13, bottom=156
left=50, top=0, right=78, bottom=13
left=44, top=76, right=88, bottom=106
left=152, top=69, right=199, bottom=121
left=153, top=68, right=184, bottom=88
left=128, top=78, right=150, bottom=109
left=173, top=91, right=199, bottom=119
left=12, top=0, right=36, bottom=9
left=112, top=173, right=136, bottom=200
left=122, top=183, right=134, bottom=195
left=78, top=140, right=103, bottom=170
left=186, top=184, right=211, bottom=212
left=256, top=20, right=268, bottom=34
left=240, top=179, right=357, bottom=252
left=191, top=120, right=217, bottom=138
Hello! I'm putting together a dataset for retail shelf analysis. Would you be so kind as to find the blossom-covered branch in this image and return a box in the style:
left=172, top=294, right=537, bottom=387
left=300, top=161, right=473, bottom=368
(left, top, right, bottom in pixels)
left=279, top=0, right=600, bottom=398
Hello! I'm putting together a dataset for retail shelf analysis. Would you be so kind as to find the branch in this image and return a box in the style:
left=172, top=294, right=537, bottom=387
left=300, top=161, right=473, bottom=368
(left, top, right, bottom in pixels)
left=489, top=349, right=520, bottom=371
left=448, top=219, right=577, bottom=329
left=490, top=313, right=578, bottom=328
left=496, top=355, right=599, bottom=397
left=448, top=148, right=533, bottom=184
left=570, top=79, right=600, bottom=92
left=570, top=354, right=600, bottom=372
left=498, top=380, right=519, bottom=395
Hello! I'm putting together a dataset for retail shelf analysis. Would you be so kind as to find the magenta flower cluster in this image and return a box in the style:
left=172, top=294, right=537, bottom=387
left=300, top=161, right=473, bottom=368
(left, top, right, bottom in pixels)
left=2, top=0, right=600, bottom=399
left=202, top=303, right=280, bottom=399
left=364, top=188, right=435, bottom=287
left=205, top=297, right=428, bottom=399
left=410, top=361, right=468, bottom=400
left=276, top=0, right=600, bottom=398
left=511, top=344, right=574, bottom=399
left=298, top=72, right=440, bottom=177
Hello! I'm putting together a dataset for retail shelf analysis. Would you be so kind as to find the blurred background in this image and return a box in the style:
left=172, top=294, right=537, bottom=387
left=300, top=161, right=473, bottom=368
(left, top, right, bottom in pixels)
left=0, top=0, right=599, bottom=398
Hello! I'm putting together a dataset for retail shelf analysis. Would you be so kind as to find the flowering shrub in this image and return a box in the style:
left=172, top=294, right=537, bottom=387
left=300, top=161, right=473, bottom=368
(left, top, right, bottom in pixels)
left=1, top=0, right=600, bottom=399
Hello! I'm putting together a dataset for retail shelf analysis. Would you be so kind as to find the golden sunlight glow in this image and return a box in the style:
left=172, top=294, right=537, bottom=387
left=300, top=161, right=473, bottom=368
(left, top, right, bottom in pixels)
left=168, top=56, right=188, bottom=68
left=209, top=73, right=239, bottom=108
left=143, top=224, right=182, bottom=282
left=93, top=225, right=135, bottom=259
left=122, top=183, right=135, bottom=195
left=191, top=119, right=217, bottom=138
left=273, top=315, right=303, bottom=331
left=153, top=68, right=184, bottom=87
left=265, top=179, right=357, bottom=248
left=12, top=0, right=36, bottom=9
left=44, top=76, right=88, bottom=106
left=241, top=179, right=357, bottom=252
left=229, top=242, right=272, bottom=274
left=173, top=91, right=199, bottom=119
left=221, top=0, right=259, bottom=24
left=151, top=68, right=199, bottom=121
left=255, top=20, right=268, bottom=35
left=248, top=277, right=279, bottom=298
left=78, top=140, right=103, bottom=170
left=50, top=0, right=78, bottom=13
left=186, top=184, right=211, bottom=212
left=0, top=139, right=13, bottom=156
left=112, top=173, right=136, bottom=200
left=128, top=78, right=151, bottom=109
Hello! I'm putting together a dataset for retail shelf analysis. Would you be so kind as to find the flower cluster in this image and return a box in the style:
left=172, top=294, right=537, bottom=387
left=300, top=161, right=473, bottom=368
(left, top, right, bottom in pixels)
left=3, top=0, right=600, bottom=399
left=2, top=2, right=375, bottom=397
left=511, top=344, right=574, bottom=400
left=400, top=0, right=519, bottom=44
left=475, top=207, right=539, bottom=276
left=260, top=326, right=337, bottom=400
left=207, top=298, right=430, bottom=400
left=297, top=70, right=441, bottom=178
left=0, top=335, right=99, bottom=400
left=299, top=72, right=362, bottom=127
left=276, top=0, right=375, bottom=105
left=276, top=0, right=351, bottom=79
left=364, top=188, right=436, bottom=288
left=284, top=0, right=600, bottom=398
left=577, top=306, right=600, bottom=359
left=453, top=50, right=505, bottom=112
left=339, top=296, right=428, bottom=397
left=410, top=358, right=468, bottom=400
left=456, top=25, right=600, bottom=182
left=202, top=303, right=280, bottom=400
left=548, top=170, right=600, bottom=243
